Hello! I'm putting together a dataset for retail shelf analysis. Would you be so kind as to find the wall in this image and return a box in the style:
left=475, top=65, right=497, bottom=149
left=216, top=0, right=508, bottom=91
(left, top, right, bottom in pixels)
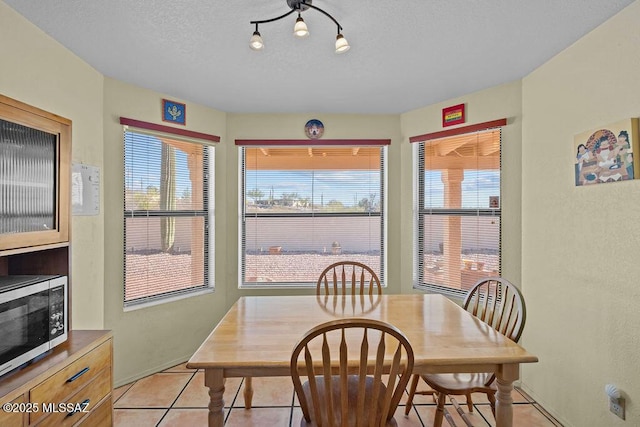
left=0, top=1, right=105, bottom=329
left=399, top=80, right=523, bottom=298
left=103, top=78, right=229, bottom=385
left=244, top=217, right=381, bottom=252
left=520, top=2, right=640, bottom=425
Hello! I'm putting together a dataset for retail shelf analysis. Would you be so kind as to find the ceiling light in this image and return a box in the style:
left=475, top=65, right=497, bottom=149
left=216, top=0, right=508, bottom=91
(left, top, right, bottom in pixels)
left=249, top=29, right=264, bottom=51
left=335, top=33, right=350, bottom=54
left=293, top=15, right=309, bottom=38
left=250, top=0, right=349, bottom=53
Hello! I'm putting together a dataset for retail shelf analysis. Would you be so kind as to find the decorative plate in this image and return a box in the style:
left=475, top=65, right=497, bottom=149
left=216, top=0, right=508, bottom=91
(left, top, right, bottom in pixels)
left=305, top=119, right=324, bottom=139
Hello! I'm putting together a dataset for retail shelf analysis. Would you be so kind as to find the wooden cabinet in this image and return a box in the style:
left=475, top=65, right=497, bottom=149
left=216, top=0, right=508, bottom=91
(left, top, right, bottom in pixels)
left=0, top=96, right=111, bottom=425
left=0, top=93, right=73, bottom=325
left=0, top=330, right=113, bottom=427
left=0, top=94, right=71, bottom=251
left=0, top=395, right=25, bottom=427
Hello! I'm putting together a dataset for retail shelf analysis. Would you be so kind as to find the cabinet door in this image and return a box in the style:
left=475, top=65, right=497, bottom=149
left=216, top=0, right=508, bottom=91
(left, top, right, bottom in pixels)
left=0, top=395, right=26, bottom=427
left=0, top=94, right=71, bottom=251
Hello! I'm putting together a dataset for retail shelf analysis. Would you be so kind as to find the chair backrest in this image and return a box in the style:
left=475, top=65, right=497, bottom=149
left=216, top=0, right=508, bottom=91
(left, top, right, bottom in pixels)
left=291, top=318, right=414, bottom=427
left=316, top=261, right=381, bottom=296
left=463, top=277, right=526, bottom=343
left=463, top=277, right=526, bottom=388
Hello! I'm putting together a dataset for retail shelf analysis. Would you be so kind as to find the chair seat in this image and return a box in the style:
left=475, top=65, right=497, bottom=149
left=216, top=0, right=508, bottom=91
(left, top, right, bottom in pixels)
left=300, top=375, right=397, bottom=427
left=422, top=372, right=496, bottom=394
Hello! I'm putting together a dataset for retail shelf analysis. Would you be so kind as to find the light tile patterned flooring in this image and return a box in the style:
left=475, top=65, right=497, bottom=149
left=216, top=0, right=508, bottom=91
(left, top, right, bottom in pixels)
left=113, top=363, right=563, bottom=427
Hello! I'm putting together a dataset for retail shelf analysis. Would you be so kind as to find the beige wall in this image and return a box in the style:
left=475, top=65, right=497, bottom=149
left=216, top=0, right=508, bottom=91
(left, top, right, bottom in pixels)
left=0, top=1, right=105, bottom=329
left=399, top=81, right=523, bottom=298
left=520, top=2, right=640, bottom=425
left=103, top=78, right=229, bottom=384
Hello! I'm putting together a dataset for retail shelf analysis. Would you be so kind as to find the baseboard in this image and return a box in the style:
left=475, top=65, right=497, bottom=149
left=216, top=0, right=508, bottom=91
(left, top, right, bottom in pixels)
left=114, top=354, right=193, bottom=388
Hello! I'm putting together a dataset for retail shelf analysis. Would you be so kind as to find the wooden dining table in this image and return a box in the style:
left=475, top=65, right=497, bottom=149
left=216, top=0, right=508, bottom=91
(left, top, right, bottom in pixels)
left=187, top=293, right=538, bottom=427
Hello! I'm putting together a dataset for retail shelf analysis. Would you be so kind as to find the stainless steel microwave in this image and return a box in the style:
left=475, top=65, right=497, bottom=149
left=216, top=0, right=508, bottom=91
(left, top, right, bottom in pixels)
left=0, top=275, right=67, bottom=377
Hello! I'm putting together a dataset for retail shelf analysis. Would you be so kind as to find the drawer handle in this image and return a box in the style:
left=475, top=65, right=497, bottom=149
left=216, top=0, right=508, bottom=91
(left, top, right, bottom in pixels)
left=66, top=367, right=90, bottom=382
left=65, top=399, right=90, bottom=418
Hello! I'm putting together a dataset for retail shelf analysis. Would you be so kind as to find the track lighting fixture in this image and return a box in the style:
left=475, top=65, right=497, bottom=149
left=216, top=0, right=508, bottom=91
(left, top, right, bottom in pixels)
left=249, top=0, right=350, bottom=54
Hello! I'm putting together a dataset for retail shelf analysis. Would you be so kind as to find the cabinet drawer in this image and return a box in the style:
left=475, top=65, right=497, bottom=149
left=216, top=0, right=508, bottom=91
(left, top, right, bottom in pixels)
left=77, top=395, right=113, bottom=427
left=30, top=340, right=111, bottom=423
left=0, top=395, right=26, bottom=427
left=35, top=368, right=111, bottom=427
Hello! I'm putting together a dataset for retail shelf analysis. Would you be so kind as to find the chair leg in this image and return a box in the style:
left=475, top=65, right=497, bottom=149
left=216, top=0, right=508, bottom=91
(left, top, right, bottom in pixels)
left=404, top=374, right=420, bottom=416
left=465, top=392, right=474, bottom=412
left=434, top=392, right=447, bottom=427
left=487, top=392, right=496, bottom=418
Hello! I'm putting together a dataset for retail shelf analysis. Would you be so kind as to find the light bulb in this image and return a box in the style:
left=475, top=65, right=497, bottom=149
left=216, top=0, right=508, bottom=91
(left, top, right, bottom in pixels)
left=293, top=16, right=309, bottom=38
left=335, top=33, right=350, bottom=54
left=249, top=31, right=264, bottom=51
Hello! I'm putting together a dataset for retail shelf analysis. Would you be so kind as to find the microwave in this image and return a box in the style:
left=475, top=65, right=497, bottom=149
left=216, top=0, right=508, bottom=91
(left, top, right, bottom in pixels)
left=0, top=275, right=68, bottom=377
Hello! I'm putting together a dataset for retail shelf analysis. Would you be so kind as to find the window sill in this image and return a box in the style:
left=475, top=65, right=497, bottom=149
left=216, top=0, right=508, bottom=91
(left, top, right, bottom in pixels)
left=413, top=283, right=466, bottom=303
left=123, top=287, right=215, bottom=312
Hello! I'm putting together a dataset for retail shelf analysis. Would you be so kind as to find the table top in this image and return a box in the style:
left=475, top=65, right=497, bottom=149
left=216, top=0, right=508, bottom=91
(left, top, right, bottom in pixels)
left=187, top=294, right=537, bottom=375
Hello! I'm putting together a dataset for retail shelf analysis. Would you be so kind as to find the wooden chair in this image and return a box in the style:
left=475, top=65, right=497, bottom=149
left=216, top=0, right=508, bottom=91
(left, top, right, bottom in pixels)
left=243, top=262, right=382, bottom=409
left=291, top=318, right=414, bottom=427
left=316, top=261, right=381, bottom=296
left=404, top=277, right=526, bottom=427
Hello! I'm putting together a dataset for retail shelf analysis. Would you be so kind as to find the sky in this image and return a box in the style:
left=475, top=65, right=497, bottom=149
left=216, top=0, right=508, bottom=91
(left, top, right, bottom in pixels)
left=245, top=169, right=381, bottom=207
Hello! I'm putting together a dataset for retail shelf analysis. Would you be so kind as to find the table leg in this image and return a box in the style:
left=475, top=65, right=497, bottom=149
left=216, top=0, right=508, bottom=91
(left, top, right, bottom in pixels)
left=204, top=369, right=225, bottom=427
left=244, top=376, right=253, bottom=409
left=495, top=364, right=519, bottom=427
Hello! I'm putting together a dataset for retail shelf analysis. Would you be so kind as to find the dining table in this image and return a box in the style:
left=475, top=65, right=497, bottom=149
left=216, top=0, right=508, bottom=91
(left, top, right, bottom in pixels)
left=187, top=293, right=538, bottom=427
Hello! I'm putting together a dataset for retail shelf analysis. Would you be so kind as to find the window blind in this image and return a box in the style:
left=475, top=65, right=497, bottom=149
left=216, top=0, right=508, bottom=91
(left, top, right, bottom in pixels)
left=239, top=144, right=386, bottom=287
left=123, top=129, right=214, bottom=304
left=415, top=128, right=501, bottom=294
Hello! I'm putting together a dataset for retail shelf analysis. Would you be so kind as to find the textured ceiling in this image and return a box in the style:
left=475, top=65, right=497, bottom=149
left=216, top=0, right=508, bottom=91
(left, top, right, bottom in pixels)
left=5, top=0, right=634, bottom=114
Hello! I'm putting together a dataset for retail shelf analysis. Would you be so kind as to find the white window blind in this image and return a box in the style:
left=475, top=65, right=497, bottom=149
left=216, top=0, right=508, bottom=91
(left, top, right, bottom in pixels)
left=415, top=128, right=501, bottom=295
left=239, top=144, right=386, bottom=287
left=123, top=128, right=214, bottom=305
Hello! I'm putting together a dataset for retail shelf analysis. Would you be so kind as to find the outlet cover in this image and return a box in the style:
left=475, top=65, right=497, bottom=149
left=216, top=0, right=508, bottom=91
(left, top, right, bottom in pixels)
left=610, top=397, right=625, bottom=420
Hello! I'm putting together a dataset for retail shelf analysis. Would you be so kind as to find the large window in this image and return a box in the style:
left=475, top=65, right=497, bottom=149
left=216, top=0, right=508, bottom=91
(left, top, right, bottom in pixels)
left=239, top=142, right=387, bottom=287
left=123, top=128, right=214, bottom=306
left=414, top=127, right=501, bottom=296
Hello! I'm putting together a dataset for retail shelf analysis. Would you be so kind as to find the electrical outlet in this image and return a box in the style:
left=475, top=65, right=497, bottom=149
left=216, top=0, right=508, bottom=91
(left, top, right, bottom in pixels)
left=610, top=397, right=625, bottom=420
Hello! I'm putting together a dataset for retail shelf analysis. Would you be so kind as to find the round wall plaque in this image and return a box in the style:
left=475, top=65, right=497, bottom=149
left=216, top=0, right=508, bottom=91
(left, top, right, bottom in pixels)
left=305, top=119, right=324, bottom=139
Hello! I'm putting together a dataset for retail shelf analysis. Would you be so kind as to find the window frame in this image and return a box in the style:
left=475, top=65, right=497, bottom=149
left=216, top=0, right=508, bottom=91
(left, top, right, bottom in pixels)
left=237, top=140, right=389, bottom=289
left=120, top=117, right=219, bottom=308
left=412, top=121, right=505, bottom=298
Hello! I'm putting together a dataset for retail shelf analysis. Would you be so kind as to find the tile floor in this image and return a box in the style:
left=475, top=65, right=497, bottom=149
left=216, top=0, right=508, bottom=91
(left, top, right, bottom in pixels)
left=113, top=362, right=563, bottom=427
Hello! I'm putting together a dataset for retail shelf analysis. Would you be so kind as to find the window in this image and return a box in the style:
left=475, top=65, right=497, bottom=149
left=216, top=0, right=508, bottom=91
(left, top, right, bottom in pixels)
left=239, top=142, right=387, bottom=287
left=123, top=126, right=215, bottom=306
left=414, top=127, right=502, bottom=296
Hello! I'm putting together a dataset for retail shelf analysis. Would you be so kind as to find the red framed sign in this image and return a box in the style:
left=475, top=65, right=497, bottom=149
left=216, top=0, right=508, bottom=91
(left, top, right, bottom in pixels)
left=442, top=103, right=465, bottom=127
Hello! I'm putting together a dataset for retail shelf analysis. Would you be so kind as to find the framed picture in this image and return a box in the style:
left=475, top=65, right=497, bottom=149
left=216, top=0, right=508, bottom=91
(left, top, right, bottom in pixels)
left=304, top=119, right=324, bottom=139
left=574, top=118, right=639, bottom=186
left=162, top=99, right=186, bottom=125
left=442, top=103, right=465, bottom=127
